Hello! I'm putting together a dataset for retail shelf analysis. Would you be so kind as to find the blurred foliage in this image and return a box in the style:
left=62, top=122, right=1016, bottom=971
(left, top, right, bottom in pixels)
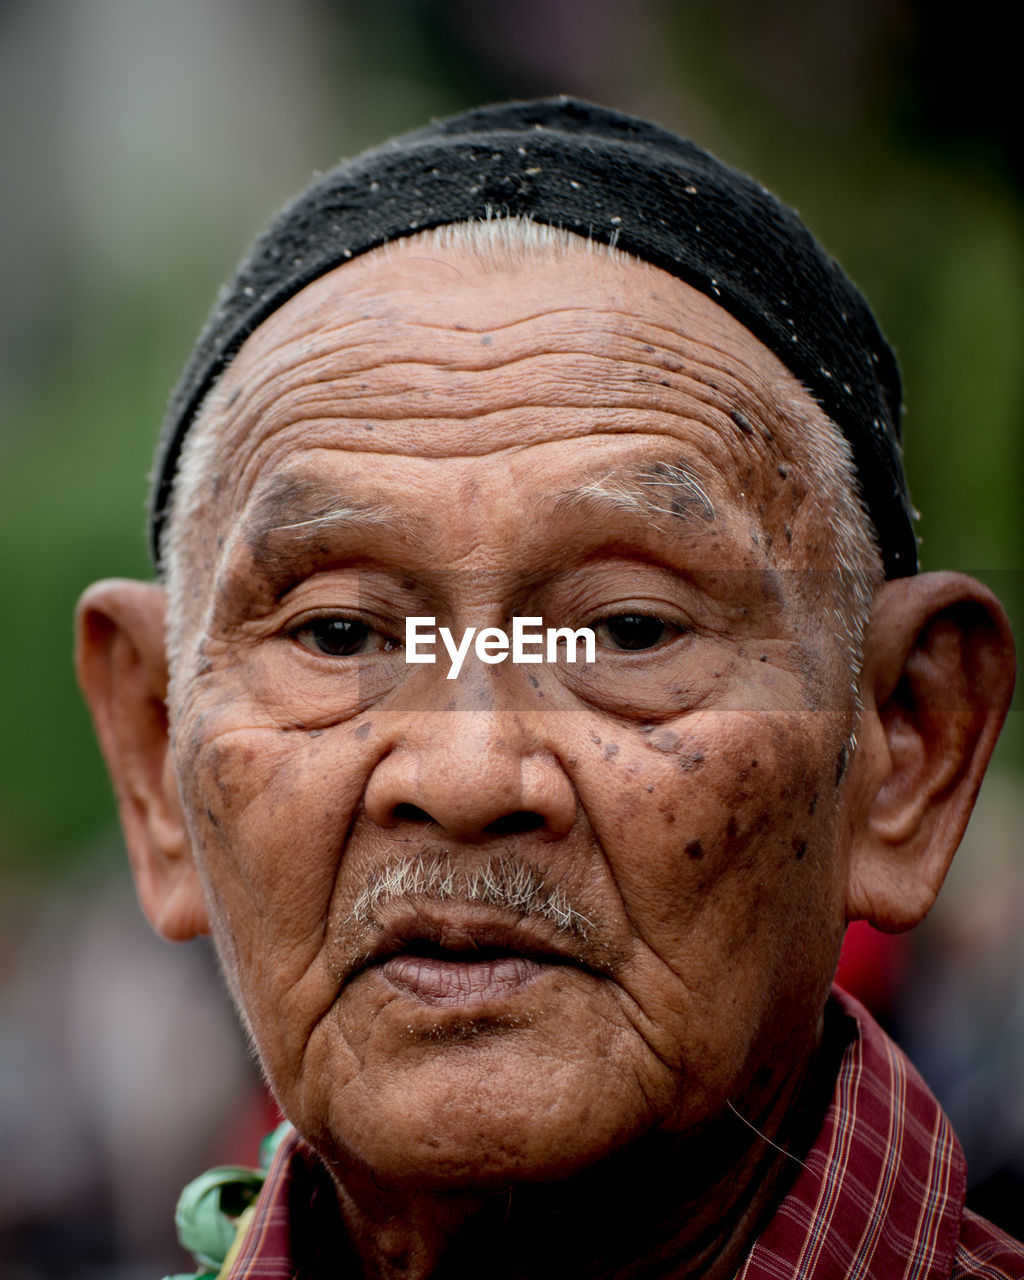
left=0, top=0, right=1020, bottom=870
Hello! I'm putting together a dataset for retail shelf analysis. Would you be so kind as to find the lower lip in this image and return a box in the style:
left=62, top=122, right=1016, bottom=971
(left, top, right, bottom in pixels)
left=381, top=955, right=547, bottom=1006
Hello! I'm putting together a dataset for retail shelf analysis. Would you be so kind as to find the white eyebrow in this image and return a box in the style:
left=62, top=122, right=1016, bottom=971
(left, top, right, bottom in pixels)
left=553, top=460, right=715, bottom=530
left=269, top=504, right=399, bottom=535
left=241, top=477, right=417, bottom=549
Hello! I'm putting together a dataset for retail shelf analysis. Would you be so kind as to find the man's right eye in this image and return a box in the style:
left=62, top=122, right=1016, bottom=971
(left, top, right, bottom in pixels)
left=291, top=617, right=395, bottom=657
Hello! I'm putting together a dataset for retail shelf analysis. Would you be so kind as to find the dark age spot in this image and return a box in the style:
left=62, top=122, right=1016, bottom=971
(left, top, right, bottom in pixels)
left=835, top=743, right=849, bottom=786
left=730, top=409, right=755, bottom=436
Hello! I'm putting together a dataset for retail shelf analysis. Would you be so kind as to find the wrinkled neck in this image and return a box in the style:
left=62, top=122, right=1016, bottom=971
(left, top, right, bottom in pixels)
left=321, top=1017, right=846, bottom=1280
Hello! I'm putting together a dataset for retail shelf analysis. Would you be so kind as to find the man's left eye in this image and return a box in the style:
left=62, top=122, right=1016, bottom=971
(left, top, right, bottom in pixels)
left=291, top=617, right=397, bottom=657
left=593, top=613, right=680, bottom=651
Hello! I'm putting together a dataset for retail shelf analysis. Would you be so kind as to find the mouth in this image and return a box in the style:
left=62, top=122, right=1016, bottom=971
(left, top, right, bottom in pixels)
left=351, top=906, right=589, bottom=1008
left=383, top=947, right=549, bottom=1005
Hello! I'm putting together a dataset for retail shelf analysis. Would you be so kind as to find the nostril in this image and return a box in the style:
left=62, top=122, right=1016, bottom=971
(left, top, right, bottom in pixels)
left=393, top=803, right=434, bottom=825
left=486, top=811, right=545, bottom=837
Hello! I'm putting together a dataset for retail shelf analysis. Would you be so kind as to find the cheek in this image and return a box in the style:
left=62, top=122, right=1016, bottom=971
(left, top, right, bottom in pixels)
left=572, top=713, right=846, bottom=1058
left=173, top=706, right=375, bottom=1065
left=597, top=708, right=837, bottom=860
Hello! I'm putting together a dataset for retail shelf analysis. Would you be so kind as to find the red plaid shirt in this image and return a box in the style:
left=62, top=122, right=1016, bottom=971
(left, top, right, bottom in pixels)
left=223, top=990, right=1024, bottom=1278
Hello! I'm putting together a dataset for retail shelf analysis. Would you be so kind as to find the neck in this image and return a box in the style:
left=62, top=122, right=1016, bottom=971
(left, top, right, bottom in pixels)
left=317, top=1037, right=841, bottom=1280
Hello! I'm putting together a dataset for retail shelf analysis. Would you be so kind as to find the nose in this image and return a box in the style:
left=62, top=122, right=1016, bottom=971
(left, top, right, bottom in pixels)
left=362, top=706, right=577, bottom=842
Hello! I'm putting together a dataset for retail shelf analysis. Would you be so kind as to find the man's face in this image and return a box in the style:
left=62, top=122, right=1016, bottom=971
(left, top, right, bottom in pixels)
left=169, top=239, right=858, bottom=1187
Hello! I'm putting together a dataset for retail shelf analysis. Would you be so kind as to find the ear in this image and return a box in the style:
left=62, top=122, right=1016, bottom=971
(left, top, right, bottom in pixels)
left=75, top=579, right=210, bottom=942
left=845, top=571, right=1015, bottom=931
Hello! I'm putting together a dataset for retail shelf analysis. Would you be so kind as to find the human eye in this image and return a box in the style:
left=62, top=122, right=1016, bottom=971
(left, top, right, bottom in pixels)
left=289, top=615, right=400, bottom=658
left=592, top=612, right=684, bottom=652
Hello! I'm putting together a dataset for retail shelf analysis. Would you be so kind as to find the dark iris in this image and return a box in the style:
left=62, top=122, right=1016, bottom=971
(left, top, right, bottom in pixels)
left=306, top=618, right=371, bottom=656
left=601, top=614, right=671, bottom=651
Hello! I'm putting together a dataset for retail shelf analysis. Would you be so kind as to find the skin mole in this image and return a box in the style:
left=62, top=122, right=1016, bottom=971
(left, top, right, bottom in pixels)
left=730, top=410, right=754, bottom=437
left=835, top=744, right=849, bottom=786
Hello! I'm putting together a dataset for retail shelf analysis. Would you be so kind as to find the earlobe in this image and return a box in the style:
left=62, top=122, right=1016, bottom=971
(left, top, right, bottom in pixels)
left=75, top=579, right=210, bottom=942
left=845, top=572, right=1015, bottom=931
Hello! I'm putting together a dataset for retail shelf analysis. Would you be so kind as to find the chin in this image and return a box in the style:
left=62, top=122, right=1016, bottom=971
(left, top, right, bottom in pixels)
left=309, top=1036, right=651, bottom=1192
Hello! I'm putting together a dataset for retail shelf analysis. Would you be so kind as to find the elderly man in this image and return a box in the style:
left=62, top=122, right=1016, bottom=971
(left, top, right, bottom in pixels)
left=76, top=99, right=1020, bottom=1279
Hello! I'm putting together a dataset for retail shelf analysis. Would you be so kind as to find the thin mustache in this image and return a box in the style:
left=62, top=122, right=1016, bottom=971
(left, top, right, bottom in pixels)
left=348, top=851, right=596, bottom=940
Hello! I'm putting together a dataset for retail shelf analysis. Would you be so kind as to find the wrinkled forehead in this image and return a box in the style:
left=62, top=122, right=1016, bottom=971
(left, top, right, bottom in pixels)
left=197, top=230, right=827, bottom=472
left=170, top=233, right=858, bottom=598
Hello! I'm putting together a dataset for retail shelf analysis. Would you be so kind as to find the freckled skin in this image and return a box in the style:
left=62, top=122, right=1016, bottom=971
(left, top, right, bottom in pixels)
left=168, top=242, right=861, bottom=1276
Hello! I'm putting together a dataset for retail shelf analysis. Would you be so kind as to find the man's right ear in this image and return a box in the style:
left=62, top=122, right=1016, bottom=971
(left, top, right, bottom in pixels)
left=75, top=579, right=210, bottom=942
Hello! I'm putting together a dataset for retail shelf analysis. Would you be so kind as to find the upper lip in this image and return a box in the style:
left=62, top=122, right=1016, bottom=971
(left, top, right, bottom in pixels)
left=340, top=900, right=598, bottom=988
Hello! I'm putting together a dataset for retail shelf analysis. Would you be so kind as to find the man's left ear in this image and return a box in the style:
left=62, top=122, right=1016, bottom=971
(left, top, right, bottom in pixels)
left=845, top=571, right=1015, bottom=931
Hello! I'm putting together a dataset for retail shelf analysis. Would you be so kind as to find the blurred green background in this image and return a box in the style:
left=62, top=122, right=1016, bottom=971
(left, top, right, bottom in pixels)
left=0, top=1, right=1021, bottom=1273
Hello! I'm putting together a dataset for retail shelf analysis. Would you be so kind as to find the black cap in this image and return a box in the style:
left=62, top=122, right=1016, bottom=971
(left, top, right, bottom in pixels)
left=150, top=96, right=915, bottom=577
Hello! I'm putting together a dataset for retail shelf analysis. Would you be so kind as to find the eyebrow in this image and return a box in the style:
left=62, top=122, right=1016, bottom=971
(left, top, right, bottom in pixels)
left=237, top=457, right=714, bottom=575
left=552, top=459, right=715, bottom=532
left=239, top=476, right=417, bottom=561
